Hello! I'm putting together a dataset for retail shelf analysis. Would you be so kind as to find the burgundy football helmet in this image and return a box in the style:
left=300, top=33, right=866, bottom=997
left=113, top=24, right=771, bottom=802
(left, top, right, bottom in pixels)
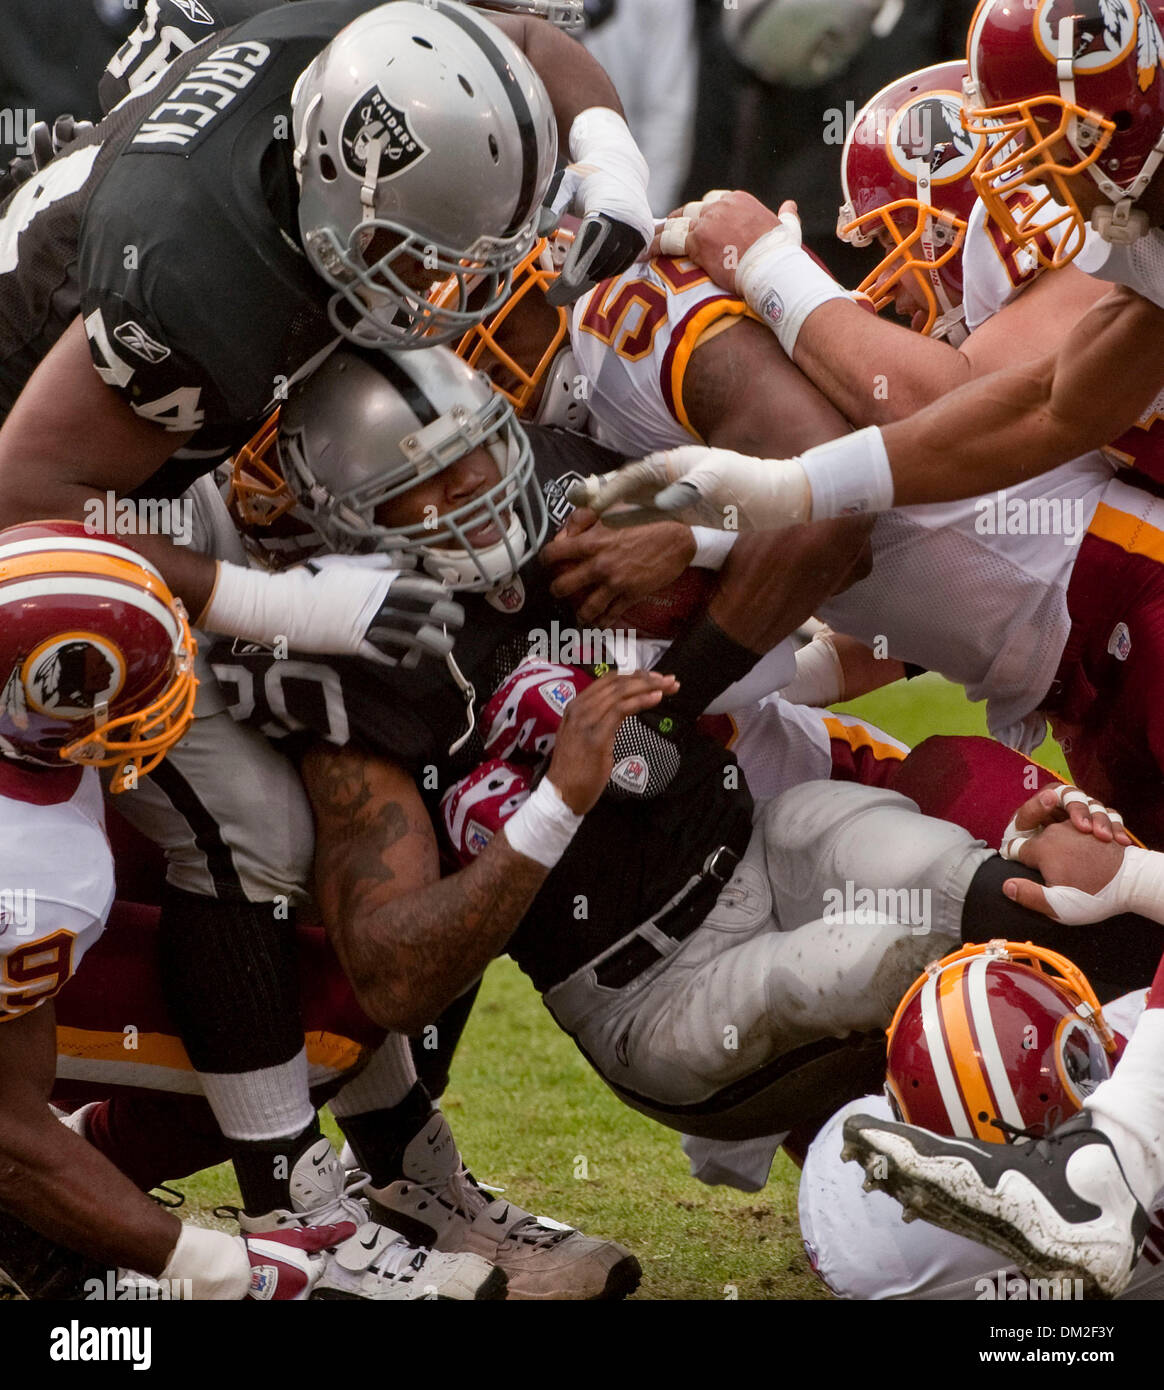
left=838, top=62, right=987, bottom=342
left=0, top=521, right=196, bottom=792
left=885, top=941, right=1117, bottom=1143
left=965, top=0, right=1164, bottom=265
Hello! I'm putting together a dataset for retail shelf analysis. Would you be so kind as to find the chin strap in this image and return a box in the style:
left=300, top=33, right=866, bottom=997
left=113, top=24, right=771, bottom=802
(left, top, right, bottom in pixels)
left=1056, top=14, right=1164, bottom=243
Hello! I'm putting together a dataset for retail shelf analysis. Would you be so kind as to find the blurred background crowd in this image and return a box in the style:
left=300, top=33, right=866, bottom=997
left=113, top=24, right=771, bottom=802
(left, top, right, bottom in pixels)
left=0, top=0, right=980, bottom=277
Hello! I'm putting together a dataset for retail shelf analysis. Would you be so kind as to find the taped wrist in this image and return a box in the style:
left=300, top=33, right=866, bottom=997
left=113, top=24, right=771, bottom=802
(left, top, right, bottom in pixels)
left=503, top=777, right=583, bottom=867
left=652, top=614, right=760, bottom=721
left=736, top=228, right=851, bottom=357
left=800, top=426, right=894, bottom=521
left=961, top=855, right=1164, bottom=1001
left=690, top=527, right=739, bottom=570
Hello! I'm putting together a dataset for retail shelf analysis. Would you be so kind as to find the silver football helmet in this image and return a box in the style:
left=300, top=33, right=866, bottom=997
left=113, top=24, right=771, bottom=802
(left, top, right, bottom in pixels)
left=291, top=1, right=559, bottom=349
left=278, top=346, right=548, bottom=591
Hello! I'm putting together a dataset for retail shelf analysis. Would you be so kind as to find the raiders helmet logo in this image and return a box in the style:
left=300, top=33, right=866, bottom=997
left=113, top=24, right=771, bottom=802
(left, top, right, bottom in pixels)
left=23, top=636, right=125, bottom=719
left=340, top=87, right=429, bottom=182
left=1035, top=0, right=1139, bottom=75
left=887, top=93, right=984, bottom=185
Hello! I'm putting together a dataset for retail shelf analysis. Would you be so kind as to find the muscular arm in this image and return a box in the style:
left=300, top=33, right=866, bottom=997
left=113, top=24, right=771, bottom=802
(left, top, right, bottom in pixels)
left=687, top=316, right=874, bottom=647
left=0, top=316, right=217, bottom=614
left=883, top=285, right=1164, bottom=505
left=302, top=744, right=548, bottom=1034
left=789, top=263, right=1110, bottom=427
left=486, top=11, right=623, bottom=145
left=0, top=1004, right=179, bottom=1274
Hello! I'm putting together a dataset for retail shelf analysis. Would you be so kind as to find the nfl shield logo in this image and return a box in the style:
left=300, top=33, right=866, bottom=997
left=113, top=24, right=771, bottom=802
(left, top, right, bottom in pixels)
left=340, top=87, right=429, bottom=181
left=466, top=820, right=493, bottom=856
left=539, top=679, right=576, bottom=713
left=611, top=756, right=649, bottom=794
left=1107, top=622, right=1132, bottom=662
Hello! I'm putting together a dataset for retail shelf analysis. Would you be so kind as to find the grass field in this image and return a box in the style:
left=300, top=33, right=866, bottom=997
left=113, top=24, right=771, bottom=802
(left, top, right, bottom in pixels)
left=178, top=676, right=1070, bottom=1300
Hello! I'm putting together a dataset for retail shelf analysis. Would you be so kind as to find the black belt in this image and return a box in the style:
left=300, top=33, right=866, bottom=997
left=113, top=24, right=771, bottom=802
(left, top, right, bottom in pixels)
left=591, top=845, right=741, bottom=990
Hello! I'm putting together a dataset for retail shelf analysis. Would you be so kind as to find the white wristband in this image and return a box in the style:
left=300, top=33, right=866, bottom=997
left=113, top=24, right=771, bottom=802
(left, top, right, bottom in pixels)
left=780, top=632, right=844, bottom=707
left=503, top=776, right=583, bottom=869
left=690, top=526, right=739, bottom=570
left=160, top=1225, right=251, bottom=1301
left=567, top=106, right=654, bottom=246
left=799, top=426, right=894, bottom=521
left=736, top=228, right=851, bottom=358
left=1111, top=846, right=1164, bottom=923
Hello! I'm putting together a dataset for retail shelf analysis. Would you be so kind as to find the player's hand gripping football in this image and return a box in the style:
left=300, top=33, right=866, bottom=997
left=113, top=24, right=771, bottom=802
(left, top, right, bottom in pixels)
left=545, top=669, right=678, bottom=814
left=541, top=506, right=696, bottom=625
left=567, top=449, right=812, bottom=531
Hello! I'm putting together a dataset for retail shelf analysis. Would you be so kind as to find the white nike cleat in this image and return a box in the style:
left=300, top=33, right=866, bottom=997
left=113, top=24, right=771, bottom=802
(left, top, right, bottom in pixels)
left=311, top=1222, right=505, bottom=1302
left=363, top=1113, right=641, bottom=1300
left=233, top=1137, right=371, bottom=1234
left=841, top=1110, right=1149, bottom=1299
left=227, top=1136, right=504, bottom=1300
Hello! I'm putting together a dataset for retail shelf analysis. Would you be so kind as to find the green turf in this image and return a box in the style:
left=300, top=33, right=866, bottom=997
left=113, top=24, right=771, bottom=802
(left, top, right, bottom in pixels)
left=175, top=676, right=1068, bottom=1299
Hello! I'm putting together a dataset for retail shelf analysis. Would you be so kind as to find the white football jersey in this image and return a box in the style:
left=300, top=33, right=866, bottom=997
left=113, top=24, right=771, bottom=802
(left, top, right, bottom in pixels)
left=799, top=991, right=1164, bottom=1300
left=962, top=192, right=1058, bottom=332
left=0, top=765, right=114, bottom=1021
left=1073, top=224, right=1164, bottom=310
left=821, top=192, right=1114, bottom=751
left=571, top=255, right=754, bottom=455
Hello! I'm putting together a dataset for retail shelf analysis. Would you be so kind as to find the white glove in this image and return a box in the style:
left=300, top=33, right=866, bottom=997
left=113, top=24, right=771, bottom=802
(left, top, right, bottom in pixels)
left=201, top=554, right=464, bottom=668
left=547, top=108, right=654, bottom=306
left=567, top=447, right=812, bottom=531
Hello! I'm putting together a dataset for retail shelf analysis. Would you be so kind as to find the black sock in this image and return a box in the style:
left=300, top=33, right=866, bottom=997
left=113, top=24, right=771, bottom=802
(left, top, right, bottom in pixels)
left=410, top=982, right=481, bottom=1098
left=337, top=1082, right=435, bottom=1188
left=231, top=1118, right=325, bottom=1218
left=652, top=615, right=760, bottom=721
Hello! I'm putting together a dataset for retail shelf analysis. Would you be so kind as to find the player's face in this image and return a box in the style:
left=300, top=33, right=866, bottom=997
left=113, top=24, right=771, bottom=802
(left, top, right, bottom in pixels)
left=872, top=227, right=934, bottom=332
left=373, top=446, right=507, bottom=548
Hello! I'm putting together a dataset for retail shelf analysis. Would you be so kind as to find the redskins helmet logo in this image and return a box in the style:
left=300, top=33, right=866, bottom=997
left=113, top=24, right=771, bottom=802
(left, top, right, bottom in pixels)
left=887, top=93, right=984, bottom=184
left=23, top=635, right=125, bottom=719
left=340, top=87, right=430, bottom=182
left=1035, top=0, right=1139, bottom=73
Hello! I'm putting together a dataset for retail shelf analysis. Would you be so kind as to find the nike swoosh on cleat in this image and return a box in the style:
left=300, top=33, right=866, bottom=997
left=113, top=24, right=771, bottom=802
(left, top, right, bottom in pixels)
left=489, top=1205, right=511, bottom=1225
left=360, top=1231, right=381, bottom=1251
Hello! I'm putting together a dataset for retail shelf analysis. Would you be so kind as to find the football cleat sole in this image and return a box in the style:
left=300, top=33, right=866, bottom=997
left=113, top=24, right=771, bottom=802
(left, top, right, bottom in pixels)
left=841, top=1122, right=1141, bottom=1300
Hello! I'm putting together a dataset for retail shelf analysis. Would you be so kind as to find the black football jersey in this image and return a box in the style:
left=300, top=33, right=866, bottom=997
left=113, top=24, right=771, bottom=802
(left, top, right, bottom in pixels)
left=0, top=0, right=378, bottom=498
left=208, top=428, right=755, bottom=989
left=99, top=0, right=290, bottom=115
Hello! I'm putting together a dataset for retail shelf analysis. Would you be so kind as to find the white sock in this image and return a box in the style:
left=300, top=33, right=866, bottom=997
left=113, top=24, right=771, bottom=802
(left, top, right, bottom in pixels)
left=198, top=1046, right=314, bottom=1142
left=1086, top=1007, right=1164, bottom=1209
left=328, top=1033, right=418, bottom=1118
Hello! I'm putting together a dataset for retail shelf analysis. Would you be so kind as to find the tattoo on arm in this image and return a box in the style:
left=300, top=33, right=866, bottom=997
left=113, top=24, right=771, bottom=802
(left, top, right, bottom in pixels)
left=303, top=745, right=549, bottom=1032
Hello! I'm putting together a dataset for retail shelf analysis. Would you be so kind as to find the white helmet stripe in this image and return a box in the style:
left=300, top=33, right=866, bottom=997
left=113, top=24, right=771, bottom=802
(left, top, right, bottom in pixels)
left=0, top=535, right=166, bottom=584
left=0, top=577, right=181, bottom=646
left=919, top=969, right=975, bottom=1137
left=967, top=955, right=1027, bottom=1130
